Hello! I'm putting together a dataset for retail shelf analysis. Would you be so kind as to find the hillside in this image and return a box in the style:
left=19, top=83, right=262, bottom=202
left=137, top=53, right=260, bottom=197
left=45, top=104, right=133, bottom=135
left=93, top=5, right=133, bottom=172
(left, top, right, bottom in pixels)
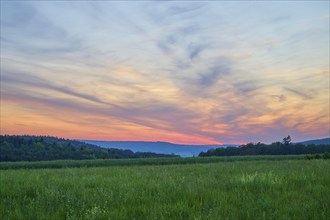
left=0, top=135, right=178, bottom=162
left=297, top=138, right=330, bottom=145
left=80, top=140, right=234, bottom=157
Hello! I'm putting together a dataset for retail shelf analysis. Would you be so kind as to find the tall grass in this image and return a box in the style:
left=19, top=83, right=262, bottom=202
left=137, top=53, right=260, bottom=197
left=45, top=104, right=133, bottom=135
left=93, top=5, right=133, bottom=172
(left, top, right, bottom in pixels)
left=1, top=159, right=329, bottom=219
left=0, top=155, right=305, bottom=170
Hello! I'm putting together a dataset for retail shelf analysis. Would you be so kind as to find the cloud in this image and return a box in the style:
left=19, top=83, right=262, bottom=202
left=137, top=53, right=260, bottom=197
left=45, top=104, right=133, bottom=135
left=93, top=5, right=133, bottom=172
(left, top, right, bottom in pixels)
left=197, top=63, right=231, bottom=88
left=223, top=52, right=253, bottom=59
left=270, top=15, right=291, bottom=23
left=233, top=80, right=261, bottom=95
left=1, top=69, right=109, bottom=105
left=188, top=43, right=207, bottom=60
left=154, top=24, right=204, bottom=58
left=146, top=2, right=206, bottom=23
left=2, top=65, right=213, bottom=142
left=272, top=95, right=287, bottom=102
left=1, top=1, right=329, bottom=144
left=167, top=4, right=207, bottom=17
left=284, top=87, right=314, bottom=100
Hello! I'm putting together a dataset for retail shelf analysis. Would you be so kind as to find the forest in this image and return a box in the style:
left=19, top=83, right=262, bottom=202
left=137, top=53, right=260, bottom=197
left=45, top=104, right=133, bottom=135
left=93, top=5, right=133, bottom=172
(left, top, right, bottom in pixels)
left=199, top=140, right=330, bottom=157
left=0, top=135, right=178, bottom=162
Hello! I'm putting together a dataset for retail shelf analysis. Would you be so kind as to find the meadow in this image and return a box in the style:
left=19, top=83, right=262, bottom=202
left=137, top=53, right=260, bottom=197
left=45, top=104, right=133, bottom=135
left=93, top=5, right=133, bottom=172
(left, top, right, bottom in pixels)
left=1, top=157, right=329, bottom=219
left=0, top=155, right=305, bottom=170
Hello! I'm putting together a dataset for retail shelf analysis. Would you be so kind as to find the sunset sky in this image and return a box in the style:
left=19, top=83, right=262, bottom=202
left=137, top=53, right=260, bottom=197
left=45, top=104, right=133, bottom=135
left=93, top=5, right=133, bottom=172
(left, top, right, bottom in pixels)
left=1, top=1, right=329, bottom=144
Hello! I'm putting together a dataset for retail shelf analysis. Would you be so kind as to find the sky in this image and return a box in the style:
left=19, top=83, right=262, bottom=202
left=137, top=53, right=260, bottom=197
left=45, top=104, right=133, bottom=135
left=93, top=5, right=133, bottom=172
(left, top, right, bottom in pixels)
left=1, top=1, right=329, bottom=145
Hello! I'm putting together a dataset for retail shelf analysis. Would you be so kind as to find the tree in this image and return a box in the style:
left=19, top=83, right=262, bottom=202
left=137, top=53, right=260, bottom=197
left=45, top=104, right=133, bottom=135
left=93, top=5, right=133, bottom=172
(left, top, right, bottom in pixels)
left=283, top=135, right=291, bottom=145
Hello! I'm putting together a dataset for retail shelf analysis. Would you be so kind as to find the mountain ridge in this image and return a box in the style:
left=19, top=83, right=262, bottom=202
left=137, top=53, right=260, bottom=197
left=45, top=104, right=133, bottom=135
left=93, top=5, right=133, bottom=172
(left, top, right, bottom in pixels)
left=297, top=138, right=330, bottom=145
left=80, top=140, right=237, bottom=157
left=81, top=138, right=330, bottom=157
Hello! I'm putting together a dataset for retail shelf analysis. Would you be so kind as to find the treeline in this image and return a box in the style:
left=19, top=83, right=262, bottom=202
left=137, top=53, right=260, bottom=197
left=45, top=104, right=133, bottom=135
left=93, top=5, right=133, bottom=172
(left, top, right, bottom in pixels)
left=199, top=142, right=330, bottom=157
left=0, top=135, right=178, bottom=162
left=305, top=153, right=330, bottom=160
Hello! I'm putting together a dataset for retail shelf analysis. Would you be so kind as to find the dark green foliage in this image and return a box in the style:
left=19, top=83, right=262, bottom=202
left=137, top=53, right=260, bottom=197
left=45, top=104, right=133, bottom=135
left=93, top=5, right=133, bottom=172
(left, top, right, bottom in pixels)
left=199, top=141, right=330, bottom=157
left=0, top=135, right=178, bottom=162
left=282, top=135, right=291, bottom=145
left=305, top=153, right=330, bottom=160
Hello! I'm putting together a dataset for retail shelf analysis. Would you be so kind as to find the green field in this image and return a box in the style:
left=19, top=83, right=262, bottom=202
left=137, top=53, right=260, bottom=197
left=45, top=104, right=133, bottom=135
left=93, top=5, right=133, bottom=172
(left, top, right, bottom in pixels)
left=1, top=157, right=329, bottom=219
left=0, top=155, right=305, bottom=170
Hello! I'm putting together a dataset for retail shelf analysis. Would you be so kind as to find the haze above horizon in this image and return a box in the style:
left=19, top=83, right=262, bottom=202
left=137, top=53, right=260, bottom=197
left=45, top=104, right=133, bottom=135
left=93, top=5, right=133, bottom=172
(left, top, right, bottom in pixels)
left=1, top=1, right=329, bottom=145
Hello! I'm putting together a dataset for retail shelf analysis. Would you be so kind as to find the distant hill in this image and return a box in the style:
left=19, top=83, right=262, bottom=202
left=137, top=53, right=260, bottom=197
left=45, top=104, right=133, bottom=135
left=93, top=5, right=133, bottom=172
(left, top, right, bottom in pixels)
left=80, top=140, right=235, bottom=157
left=0, top=135, right=178, bottom=162
left=297, top=138, right=330, bottom=145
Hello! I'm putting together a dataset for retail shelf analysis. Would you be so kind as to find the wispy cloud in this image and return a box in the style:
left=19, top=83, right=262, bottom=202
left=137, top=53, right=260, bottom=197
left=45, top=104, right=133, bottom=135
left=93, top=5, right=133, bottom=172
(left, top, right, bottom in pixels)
left=1, top=1, right=329, bottom=144
left=284, top=87, right=314, bottom=100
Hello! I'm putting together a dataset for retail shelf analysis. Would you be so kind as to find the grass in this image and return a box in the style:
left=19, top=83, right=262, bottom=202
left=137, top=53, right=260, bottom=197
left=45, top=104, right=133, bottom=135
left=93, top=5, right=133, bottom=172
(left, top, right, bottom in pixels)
left=0, top=154, right=305, bottom=170
left=1, top=158, right=329, bottom=219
